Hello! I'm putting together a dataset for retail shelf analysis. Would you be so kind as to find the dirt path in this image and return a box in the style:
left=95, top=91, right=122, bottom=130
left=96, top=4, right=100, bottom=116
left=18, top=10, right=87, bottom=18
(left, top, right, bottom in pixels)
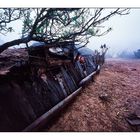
left=45, top=59, right=140, bottom=132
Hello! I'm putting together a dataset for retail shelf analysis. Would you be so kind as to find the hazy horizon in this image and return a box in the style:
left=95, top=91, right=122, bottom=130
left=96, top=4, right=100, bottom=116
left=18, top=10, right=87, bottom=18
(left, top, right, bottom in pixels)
left=87, top=9, right=140, bottom=56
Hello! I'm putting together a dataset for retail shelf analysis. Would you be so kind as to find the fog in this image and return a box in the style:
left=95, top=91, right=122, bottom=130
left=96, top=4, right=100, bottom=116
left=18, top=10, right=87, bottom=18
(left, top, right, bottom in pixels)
left=0, top=8, right=140, bottom=58
left=87, top=9, right=140, bottom=58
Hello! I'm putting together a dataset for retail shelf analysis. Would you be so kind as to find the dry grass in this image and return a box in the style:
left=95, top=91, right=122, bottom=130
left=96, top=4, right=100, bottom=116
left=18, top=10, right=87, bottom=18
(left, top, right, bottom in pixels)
left=45, top=59, right=140, bottom=132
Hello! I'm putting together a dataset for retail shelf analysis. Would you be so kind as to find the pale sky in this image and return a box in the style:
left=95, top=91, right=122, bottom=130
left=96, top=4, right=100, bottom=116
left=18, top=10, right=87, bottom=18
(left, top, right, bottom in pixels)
left=0, top=8, right=140, bottom=55
left=87, top=9, right=140, bottom=54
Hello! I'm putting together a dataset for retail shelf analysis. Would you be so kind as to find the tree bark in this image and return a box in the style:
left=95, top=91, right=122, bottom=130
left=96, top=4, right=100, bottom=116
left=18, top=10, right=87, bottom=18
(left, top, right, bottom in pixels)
left=0, top=37, right=30, bottom=54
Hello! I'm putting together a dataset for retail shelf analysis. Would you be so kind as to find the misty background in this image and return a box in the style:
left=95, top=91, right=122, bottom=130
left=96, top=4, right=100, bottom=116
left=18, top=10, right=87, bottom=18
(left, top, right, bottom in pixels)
left=0, top=8, right=140, bottom=58
left=88, top=9, right=140, bottom=58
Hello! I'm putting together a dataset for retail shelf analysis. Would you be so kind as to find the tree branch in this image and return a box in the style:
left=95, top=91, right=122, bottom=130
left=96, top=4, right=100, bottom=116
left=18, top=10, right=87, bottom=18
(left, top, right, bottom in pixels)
left=0, top=37, right=30, bottom=53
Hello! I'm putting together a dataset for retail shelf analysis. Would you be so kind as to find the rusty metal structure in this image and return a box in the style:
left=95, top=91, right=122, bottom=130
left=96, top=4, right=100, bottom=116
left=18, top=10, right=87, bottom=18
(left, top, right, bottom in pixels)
left=0, top=41, right=106, bottom=131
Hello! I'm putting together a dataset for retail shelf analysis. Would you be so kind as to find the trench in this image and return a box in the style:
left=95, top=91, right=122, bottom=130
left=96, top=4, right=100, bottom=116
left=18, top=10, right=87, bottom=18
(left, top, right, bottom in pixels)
left=0, top=54, right=100, bottom=132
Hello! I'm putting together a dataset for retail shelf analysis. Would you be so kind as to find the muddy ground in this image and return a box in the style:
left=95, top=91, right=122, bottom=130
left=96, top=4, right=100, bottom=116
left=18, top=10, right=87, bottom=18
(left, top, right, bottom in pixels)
left=44, top=59, right=140, bottom=132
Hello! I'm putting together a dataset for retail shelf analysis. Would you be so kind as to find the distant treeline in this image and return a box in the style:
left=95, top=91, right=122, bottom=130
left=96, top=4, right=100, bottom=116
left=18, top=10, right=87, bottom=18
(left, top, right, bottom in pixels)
left=134, top=49, right=140, bottom=58
left=105, top=49, right=140, bottom=59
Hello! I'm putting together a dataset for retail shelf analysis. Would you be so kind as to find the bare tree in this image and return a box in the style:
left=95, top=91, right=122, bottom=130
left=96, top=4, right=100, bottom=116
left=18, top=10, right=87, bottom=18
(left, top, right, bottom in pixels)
left=0, top=8, right=130, bottom=53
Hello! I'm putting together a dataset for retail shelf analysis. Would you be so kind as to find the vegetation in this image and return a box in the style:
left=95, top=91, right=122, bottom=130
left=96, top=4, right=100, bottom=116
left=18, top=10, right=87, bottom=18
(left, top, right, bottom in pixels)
left=134, top=49, right=140, bottom=58
left=0, top=8, right=130, bottom=53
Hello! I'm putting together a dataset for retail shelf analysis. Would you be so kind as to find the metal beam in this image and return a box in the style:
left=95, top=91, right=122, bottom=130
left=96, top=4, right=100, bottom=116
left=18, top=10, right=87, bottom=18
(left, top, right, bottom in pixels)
left=23, top=87, right=82, bottom=132
left=79, top=65, right=101, bottom=86
left=23, top=65, right=101, bottom=132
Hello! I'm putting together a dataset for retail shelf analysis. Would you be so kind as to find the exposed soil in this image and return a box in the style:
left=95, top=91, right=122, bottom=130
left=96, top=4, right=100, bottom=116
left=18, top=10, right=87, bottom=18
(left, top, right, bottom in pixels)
left=45, top=59, right=140, bottom=132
